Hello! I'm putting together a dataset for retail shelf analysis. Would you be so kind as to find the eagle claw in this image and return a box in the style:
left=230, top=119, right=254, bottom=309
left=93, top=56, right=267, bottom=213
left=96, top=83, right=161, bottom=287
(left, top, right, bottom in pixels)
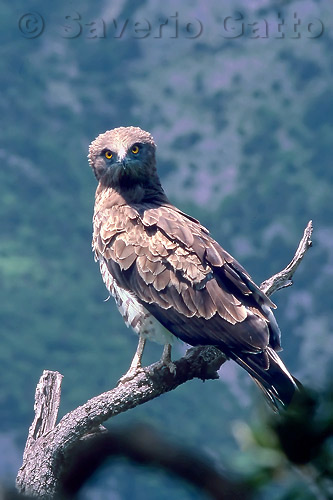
left=117, top=367, right=145, bottom=385
left=150, top=359, right=177, bottom=376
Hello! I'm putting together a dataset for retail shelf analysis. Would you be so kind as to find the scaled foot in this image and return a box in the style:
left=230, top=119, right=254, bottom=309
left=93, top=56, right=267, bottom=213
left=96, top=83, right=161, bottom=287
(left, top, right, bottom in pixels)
left=154, top=343, right=176, bottom=375
left=117, top=367, right=145, bottom=385
left=149, top=357, right=177, bottom=376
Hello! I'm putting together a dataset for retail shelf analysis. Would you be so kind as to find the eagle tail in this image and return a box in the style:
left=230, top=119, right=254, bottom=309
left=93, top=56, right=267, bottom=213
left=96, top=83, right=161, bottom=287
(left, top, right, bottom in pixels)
left=230, top=347, right=298, bottom=411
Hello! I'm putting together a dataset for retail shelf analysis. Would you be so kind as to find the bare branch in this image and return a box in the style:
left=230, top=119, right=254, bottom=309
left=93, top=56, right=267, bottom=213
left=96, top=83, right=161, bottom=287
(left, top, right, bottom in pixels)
left=27, top=370, right=63, bottom=444
left=16, top=347, right=226, bottom=498
left=260, top=220, right=313, bottom=297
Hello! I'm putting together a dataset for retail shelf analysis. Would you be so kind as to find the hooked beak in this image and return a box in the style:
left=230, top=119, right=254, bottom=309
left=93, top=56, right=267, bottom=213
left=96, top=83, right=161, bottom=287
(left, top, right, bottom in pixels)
left=117, top=148, right=129, bottom=170
left=121, top=158, right=129, bottom=171
left=113, top=157, right=130, bottom=172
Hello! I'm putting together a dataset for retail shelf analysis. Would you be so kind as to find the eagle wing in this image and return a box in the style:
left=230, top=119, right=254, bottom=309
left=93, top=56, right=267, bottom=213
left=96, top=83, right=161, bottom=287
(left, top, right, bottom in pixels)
left=93, top=203, right=280, bottom=357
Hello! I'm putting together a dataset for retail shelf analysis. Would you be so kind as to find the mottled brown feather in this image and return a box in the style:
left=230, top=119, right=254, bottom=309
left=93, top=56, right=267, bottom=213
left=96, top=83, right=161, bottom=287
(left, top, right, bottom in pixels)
left=153, top=268, right=170, bottom=291
left=89, top=126, right=296, bottom=410
left=92, top=187, right=277, bottom=355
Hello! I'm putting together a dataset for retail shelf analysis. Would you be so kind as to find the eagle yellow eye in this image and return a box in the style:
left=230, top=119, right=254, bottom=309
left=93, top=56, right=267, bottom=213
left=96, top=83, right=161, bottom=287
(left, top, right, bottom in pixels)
left=104, top=150, right=113, bottom=159
left=131, top=145, right=139, bottom=154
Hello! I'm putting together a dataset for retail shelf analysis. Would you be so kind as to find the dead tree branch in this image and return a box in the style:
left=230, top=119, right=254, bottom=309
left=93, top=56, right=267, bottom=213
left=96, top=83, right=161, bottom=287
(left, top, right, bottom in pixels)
left=16, top=347, right=226, bottom=498
left=16, top=221, right=313, bottom=499
left=260, top=220, right=313, bottom=297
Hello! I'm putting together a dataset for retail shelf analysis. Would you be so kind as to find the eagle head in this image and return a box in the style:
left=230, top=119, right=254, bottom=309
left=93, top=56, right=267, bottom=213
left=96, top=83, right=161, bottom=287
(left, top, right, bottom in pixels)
left=88, top=126, right=159, bottom=192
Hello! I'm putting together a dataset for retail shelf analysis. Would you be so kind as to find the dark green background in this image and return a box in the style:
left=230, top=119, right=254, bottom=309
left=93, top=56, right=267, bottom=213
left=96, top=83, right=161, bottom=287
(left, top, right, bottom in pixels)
left=0, top=1, right=332, bottom=498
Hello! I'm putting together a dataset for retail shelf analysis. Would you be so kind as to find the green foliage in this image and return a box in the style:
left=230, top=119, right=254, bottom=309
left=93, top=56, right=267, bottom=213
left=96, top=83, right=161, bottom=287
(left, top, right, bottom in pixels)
left=232, top=387, right=333, bottom=498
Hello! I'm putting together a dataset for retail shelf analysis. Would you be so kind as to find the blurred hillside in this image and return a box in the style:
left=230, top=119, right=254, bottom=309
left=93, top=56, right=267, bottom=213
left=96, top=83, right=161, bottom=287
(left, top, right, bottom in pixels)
left=0, top=0, right=332, bottom=498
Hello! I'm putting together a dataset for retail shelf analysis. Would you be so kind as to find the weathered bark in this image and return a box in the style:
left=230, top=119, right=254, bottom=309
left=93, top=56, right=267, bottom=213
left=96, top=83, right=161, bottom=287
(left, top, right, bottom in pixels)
left=16, top=347, right=226, bottom=498
left=16, top=221, right=313, bottom=499
left=260, top=220, right=313, bottom=296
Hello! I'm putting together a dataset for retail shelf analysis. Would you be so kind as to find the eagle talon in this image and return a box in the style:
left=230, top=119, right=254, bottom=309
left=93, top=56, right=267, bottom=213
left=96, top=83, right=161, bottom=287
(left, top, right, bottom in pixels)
left=117, top=367, right=145, bottom=385
left=150, top=359, right=177, bottom=375
left=167, top=361, right=177, bottom=375
left=150, top=344, right=176, bottom=375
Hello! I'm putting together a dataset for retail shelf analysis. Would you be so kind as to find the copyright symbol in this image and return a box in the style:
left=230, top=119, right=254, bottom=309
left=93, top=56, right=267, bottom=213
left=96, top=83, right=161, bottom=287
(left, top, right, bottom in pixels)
left=18, top=12, right=44, bottom=38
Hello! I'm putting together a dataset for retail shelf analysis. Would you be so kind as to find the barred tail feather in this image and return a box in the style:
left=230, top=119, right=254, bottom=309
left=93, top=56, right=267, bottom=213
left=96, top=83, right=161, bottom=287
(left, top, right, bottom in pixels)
left=230, top=347, right=298, bottom=411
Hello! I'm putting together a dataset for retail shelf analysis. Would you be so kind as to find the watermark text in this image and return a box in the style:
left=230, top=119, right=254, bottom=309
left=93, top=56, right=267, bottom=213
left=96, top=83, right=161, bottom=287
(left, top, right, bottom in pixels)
left=18, top=11, right=324, bottom=40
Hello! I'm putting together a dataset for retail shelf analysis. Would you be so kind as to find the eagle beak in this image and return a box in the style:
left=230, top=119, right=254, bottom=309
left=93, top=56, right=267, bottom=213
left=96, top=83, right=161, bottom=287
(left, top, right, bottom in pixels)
left=117, top=148, right=128, bottom=170
left=121, top=158, right=130, bottom=171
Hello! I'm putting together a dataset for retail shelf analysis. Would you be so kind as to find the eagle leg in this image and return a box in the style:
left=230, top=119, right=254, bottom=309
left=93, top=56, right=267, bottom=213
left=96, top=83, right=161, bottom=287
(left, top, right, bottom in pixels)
left=117, top=334, right=146, bottom=384
left=161, top=343, right=172, bottom=365
left=151, top=343, right=176, bottom=375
